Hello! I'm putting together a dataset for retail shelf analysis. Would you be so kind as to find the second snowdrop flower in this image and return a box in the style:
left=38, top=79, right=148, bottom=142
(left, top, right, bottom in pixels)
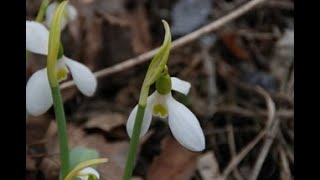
left=127, top=69, right=205, bottom=151
left=45, top=1, right=77, bottom=30
left=26, top=21, right=97, bottom=116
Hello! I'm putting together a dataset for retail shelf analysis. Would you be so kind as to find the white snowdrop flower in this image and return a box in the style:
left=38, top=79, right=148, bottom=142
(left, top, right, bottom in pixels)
left=45, top=2, right=77, bottom=30
left=77, top=167, right=100, bottom=180
left=26, top=21, right=97, bottom=116
left=126, top=76, right=205, bottom=151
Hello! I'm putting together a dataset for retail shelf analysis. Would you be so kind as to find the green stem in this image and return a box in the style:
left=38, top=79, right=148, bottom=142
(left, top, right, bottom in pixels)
left=123, top=105, right=146, bottom=180
left=36, top=0, right=49, bottom=22
left=51, top=86, right=70, bottom=179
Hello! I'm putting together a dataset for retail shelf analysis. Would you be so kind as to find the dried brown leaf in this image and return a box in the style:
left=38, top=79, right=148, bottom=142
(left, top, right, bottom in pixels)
left=146, top=135, right=199, bottom=180
left=197, top=152, right=221, bottom=180
left=84, top=112, right=126, bottom=132
left=221, top=32, right=250, bottom=61
left=45, top=122, right=129, bottom=180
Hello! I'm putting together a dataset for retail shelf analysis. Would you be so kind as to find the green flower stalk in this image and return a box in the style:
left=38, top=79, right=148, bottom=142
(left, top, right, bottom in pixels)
left=124, top=20, right=206, bottom=180
left=123, top=20, right=172, bottom=180
left=46, top=1, right=70, bottom=179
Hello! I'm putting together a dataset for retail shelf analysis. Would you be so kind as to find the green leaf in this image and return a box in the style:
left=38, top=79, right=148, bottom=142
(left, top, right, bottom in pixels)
left=69, top=147, right=99, bottom=171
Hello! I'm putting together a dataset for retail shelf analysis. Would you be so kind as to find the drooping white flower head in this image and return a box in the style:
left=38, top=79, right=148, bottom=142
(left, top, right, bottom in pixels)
left=26, top=21, right=97, bottom=116
left=77, top=167, right=100, bottom=180
left=45, top=2, right=77, bottom=30
left=126, top=77, right=205, bottom=151
left=26, top=21, right=49, bottom=55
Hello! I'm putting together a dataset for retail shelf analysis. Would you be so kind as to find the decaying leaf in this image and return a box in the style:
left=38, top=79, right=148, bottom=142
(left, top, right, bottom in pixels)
left=197, top=152, right=221, bottom=180
left=146, top=135, right=199, bottom=180
left=84, top=112, right=126, bottom=132
left=44, top=122, right=130, bottom=180
left=221, top=32, right=251, bottom=61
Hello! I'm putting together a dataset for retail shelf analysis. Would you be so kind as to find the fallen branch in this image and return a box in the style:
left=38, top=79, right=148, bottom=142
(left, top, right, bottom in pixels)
left=60, top=0, right=267, bottom=90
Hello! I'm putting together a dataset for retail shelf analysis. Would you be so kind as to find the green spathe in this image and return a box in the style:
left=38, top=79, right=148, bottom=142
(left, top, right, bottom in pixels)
left=47, top=1, right=68, bottom=87
left=139, top=20, right=172, bottom=106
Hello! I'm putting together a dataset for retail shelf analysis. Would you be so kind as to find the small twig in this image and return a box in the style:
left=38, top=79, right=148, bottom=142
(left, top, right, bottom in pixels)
left=237, top=29, right=280, bottom=40
left=249, top=87, right=277, bottom=180
left=277, top=130, right=294, bottom=163
left=249, top=119, right=279, bottom=180
left=60, top=0, right=267, bottom=90
left=226, top=124, right=244, bottom=180
left=278, top=145, right=293, bottom=180
left=254, top=86, right=276, bottom=128
left=265, top=0, right=294, bottom=10
left=215, top=106, right=293, bottom=119
left=201, top=46, right=218, bottom=114
left=205, top=126, right=260, bottom=135
left=96, top=10, right=130, bottom=27
left=219, top=130, right=267, bottom=180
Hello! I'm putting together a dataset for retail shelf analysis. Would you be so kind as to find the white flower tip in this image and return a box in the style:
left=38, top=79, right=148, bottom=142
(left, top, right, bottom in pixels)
left=167, top=96, right=205, bottom=152
left=186, top=132, right=206, bottom=152
left=77, top=167, right=100, bottom=180
left=171, top=77, right=191, bottom=95
left=45, top=2, right=78, bottom=30
left=63, top=57, right=97, bottom=97
left=26, top=69, right=53, bottom=116
left=26, top=21, right=49, bottom=55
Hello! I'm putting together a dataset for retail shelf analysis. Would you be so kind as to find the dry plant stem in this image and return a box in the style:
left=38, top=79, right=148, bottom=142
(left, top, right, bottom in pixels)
left=226, top=124, right=244, bottom=180
left=201, top=47, right=218, bottom=114
left=60, top=0, right=267, bottom=90
left=248, top=87, right=277, bottom=180
left=277, top=131, right=294, bottom=163
left=219, top=86, right=277, bottom=180
left=216, top=106, right=293, bottom=119
left=249, top=119, right=279, bottom=180
left=219, top=130, right=267, bottom=180
left=265, top=0, right=294, bottom=10
left=254, top=86, right=276, bottom=128
left=278, top=145, right=292, bottom=180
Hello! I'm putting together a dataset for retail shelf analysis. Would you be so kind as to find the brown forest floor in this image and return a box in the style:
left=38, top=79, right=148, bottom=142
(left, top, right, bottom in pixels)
left=26, top=0, right=294, bottom=179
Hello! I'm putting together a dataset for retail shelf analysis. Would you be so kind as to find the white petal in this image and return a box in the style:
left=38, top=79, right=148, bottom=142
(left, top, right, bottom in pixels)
left=45, top=2, right=77, bottom=30
left=126, top=93, right=156, bottom=138
left=63, top=56, right=97, bottom=96
left=26, top=68, right=53, bottom=116
left=26, top=21, right=49, bottom=55
left=66, top=4, right=78, bottom=22
left=77, top=167, right=100, bottom=180
left=171, top=77, right=191, bottom=95
left=167, top=96, right=205, bottom=151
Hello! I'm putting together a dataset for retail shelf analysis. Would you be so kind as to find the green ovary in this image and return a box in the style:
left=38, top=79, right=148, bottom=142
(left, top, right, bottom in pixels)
left=56, top=68, right=68, bottom=82
left=152, top=104, right=168, bottom=118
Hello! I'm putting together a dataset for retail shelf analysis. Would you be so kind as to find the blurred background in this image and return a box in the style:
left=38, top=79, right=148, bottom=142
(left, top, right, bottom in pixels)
left=26, top=0, right=294, bottom=179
